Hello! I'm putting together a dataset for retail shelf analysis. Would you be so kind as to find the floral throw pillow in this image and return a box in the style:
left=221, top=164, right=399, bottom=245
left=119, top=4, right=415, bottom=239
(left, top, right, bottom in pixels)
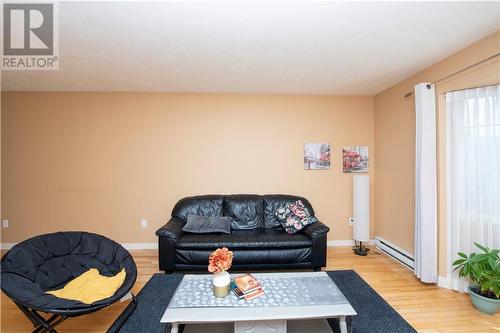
left=275, top=200, right=318, bottom=234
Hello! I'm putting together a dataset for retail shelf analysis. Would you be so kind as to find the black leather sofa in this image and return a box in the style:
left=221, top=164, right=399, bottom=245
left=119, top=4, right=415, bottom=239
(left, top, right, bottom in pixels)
left=155, top=194, right=330, bottom=273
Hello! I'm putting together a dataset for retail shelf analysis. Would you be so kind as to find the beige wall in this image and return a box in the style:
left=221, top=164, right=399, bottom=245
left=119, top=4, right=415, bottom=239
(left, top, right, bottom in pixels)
left=1, top=92, right=374, bottom=244
left=374, top=31, right=500, bottom=276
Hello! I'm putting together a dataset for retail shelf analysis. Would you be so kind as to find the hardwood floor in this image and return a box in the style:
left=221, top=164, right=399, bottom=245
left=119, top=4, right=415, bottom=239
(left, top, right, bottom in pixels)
left=1, top=247, right=498, bottom=332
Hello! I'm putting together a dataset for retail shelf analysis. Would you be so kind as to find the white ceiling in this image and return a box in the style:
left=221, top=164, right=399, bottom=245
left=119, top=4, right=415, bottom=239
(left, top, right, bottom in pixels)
left=2, top=1, right=499, bottom=95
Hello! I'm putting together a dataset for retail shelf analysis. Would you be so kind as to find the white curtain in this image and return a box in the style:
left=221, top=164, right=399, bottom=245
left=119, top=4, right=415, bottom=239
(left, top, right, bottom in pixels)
left=415, top=83, right=438, bottom=283
left=447, top=85, right=500, bottom=292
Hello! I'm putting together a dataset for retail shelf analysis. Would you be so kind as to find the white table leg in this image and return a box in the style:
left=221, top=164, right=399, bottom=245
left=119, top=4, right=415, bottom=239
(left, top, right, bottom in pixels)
left=339, top=316, right=347, bottom=333
left=171, top=322, right=179, bottom=333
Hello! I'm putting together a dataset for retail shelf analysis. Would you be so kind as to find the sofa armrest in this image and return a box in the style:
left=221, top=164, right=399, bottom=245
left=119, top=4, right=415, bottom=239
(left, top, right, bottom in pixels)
left=303, top=220, right=330, bottom=240
left=155, top=217, right=185, bottom=243
left=304, top=220, right=329, bottom=269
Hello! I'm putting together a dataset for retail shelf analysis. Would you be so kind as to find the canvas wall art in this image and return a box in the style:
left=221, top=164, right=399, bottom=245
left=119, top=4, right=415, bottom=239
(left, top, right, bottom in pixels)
left=304, top=143, right=330, bottom=170
left=343, top=146, right=369, bottom=173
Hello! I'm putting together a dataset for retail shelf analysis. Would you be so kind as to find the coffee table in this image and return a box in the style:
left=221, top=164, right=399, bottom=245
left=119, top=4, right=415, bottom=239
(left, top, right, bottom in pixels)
left=160, top=271, right=356, bottom=333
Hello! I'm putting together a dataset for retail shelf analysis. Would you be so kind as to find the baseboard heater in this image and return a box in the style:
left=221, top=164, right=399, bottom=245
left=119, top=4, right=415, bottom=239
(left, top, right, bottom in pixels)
left=375, top=236, right=415, bottom=271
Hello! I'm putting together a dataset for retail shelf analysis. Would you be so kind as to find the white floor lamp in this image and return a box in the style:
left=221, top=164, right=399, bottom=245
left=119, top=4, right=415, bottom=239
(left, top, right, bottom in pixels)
left=353, top=175, right=370, bottom=256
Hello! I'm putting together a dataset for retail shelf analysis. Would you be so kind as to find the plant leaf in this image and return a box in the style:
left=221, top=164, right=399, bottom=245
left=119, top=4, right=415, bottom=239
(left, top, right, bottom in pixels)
left=462, top=263, right=470, bottom=277
left=452, top=259, right=466, bottom=266
left=471, top=254, right=483, bottom=262
left=482, top=281, right=492, bottom=292
left=489, top=257, right=497, bottom=270
left=474, top=243, right=489, bottom=253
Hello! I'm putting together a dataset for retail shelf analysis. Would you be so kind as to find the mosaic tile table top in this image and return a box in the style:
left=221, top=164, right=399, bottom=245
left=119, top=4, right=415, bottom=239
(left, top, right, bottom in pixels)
left=168, top=272, right=348, bottom=308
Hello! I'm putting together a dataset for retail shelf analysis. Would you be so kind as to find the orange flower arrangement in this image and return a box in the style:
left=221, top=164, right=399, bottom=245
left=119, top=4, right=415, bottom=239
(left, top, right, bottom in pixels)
left=208, top=247, right=233, bottom=273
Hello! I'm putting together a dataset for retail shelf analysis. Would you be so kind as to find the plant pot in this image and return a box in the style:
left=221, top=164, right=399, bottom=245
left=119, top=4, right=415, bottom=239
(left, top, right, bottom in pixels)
left=468, top=285, right=500, bottom=314
left=212, top=271, right=230, bottom=298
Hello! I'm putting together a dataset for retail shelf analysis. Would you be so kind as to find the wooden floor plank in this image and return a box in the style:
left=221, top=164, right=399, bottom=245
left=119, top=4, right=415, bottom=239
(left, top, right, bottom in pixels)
left=1, top=247, right=498, bottom=332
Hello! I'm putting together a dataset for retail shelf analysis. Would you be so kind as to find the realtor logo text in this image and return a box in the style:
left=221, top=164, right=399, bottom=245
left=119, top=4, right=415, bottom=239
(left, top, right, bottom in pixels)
left=2, top=2, right=59, bottom=70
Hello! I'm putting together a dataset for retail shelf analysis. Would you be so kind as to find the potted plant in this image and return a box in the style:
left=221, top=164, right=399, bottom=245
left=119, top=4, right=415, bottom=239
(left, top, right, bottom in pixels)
left=452, top=242, right=499, bottom=314
left=208, top=247, right=233, bottom=298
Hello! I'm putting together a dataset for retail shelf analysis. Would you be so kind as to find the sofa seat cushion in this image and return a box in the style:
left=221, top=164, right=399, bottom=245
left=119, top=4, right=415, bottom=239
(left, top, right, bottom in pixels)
left=175, top=248, right=312, bottom=266
left=175, top=229, right=312, bottom=250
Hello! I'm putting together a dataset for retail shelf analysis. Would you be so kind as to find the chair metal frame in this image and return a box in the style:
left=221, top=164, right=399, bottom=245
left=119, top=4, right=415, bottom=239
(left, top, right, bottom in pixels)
left=13, top=294, right=137, bottom=333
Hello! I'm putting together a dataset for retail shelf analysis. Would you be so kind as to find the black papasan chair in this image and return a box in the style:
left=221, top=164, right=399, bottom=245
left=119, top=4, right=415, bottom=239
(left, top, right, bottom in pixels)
left=1, top=231, right=137, bottom=333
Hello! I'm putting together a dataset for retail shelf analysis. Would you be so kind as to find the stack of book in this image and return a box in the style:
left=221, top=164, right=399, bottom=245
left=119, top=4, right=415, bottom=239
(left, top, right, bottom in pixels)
left=230, top=274, right=264, bottom=300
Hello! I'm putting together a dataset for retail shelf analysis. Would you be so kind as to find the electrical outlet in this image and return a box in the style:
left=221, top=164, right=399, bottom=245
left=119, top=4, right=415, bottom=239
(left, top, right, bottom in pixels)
left=348, top=218, right=354, bottom=226
left=2, top=219, right=9, bottom=228
left=140, top=219, right=148, bottom=228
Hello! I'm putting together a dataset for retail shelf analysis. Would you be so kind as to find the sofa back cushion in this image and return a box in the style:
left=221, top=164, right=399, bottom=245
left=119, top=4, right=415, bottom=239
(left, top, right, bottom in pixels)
left=172, top=195, right=224, bottom=221
left=263, top=195, right=315, bottom=229
left=224, top=195, right=264, bottom=229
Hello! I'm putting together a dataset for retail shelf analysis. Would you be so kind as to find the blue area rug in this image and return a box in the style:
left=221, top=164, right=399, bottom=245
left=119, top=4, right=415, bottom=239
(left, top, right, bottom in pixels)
left=109, top=270, right=416, bottom=333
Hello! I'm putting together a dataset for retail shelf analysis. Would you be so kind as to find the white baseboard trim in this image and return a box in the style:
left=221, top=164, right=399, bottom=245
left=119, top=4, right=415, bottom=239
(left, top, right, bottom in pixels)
left=0, top=243, right=16, bottom=250
left=437, top=275, right=451, bottom=289
left=327, top=239, right=374, bottom=247
left=1, top=242, right=158, bottom=251
left=4, top=240, right=374, bottom=250
left=121, top=243, right=158, bottom=250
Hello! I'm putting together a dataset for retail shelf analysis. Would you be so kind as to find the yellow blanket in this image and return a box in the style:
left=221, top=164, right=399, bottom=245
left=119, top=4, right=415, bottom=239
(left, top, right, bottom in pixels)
left=47, top=268, right=126, bottom=304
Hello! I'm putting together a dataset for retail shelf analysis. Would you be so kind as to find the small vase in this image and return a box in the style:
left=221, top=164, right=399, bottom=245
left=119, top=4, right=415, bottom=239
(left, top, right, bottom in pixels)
left=212, top=271, right=230, bottom=298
